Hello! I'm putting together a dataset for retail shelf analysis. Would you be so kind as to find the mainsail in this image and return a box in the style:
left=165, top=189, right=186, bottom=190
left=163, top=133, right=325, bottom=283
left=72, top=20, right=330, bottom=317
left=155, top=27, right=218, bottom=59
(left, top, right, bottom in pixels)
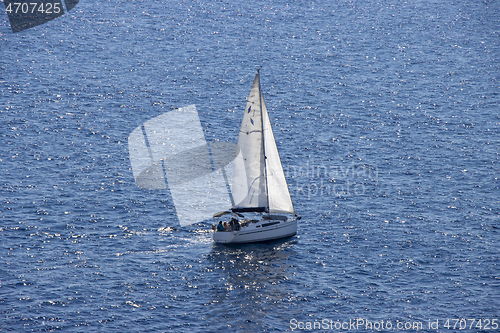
left=231, top=72, right=294, bottom=214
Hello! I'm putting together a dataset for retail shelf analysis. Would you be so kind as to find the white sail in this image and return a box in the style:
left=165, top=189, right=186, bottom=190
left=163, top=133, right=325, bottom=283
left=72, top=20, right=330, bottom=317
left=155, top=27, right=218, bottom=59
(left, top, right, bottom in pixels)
left=261, top=95, right=295, bottom=214
left=231, top=72, right=294, bottom=214
left=231, top=74, right=267, bottom=211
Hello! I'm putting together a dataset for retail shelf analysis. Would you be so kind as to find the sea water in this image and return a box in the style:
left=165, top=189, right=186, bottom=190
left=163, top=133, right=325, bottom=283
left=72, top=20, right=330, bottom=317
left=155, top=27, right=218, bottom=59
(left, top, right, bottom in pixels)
left=1, top=0, right=499, bottom=331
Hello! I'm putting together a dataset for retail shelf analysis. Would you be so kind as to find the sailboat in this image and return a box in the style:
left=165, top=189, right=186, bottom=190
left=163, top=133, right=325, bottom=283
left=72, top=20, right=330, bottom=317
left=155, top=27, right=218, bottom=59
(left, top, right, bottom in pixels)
left=212, top=69, right=300, bottom=244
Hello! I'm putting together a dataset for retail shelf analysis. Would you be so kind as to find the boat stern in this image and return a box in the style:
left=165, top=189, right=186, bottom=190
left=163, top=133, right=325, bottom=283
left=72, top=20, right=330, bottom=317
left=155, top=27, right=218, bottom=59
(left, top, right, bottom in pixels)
left=212, top=230, right=237, bottom=244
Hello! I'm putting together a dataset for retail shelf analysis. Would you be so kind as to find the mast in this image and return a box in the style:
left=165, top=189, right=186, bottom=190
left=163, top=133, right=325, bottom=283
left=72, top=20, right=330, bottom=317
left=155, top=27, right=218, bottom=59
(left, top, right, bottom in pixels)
left=257, top=68, right=270, bottom=214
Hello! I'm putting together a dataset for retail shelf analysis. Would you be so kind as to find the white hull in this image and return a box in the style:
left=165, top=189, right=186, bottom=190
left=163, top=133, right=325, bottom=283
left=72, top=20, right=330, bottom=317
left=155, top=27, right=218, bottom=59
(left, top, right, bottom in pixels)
left=213, top=218, right=297, bottom=244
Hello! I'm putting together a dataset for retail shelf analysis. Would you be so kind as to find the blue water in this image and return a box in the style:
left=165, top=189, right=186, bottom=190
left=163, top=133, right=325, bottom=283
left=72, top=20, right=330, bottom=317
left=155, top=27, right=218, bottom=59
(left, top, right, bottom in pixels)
left=1, top=0, right=499, bottom=331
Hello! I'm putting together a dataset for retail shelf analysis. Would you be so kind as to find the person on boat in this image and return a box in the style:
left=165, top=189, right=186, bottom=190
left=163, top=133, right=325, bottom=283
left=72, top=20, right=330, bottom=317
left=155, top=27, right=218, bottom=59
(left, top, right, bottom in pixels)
left=216, top=221, right=225, bottom=232
left=230, top=217, right=240, bottom=231
left=223, top=222, right=229, bottom=231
